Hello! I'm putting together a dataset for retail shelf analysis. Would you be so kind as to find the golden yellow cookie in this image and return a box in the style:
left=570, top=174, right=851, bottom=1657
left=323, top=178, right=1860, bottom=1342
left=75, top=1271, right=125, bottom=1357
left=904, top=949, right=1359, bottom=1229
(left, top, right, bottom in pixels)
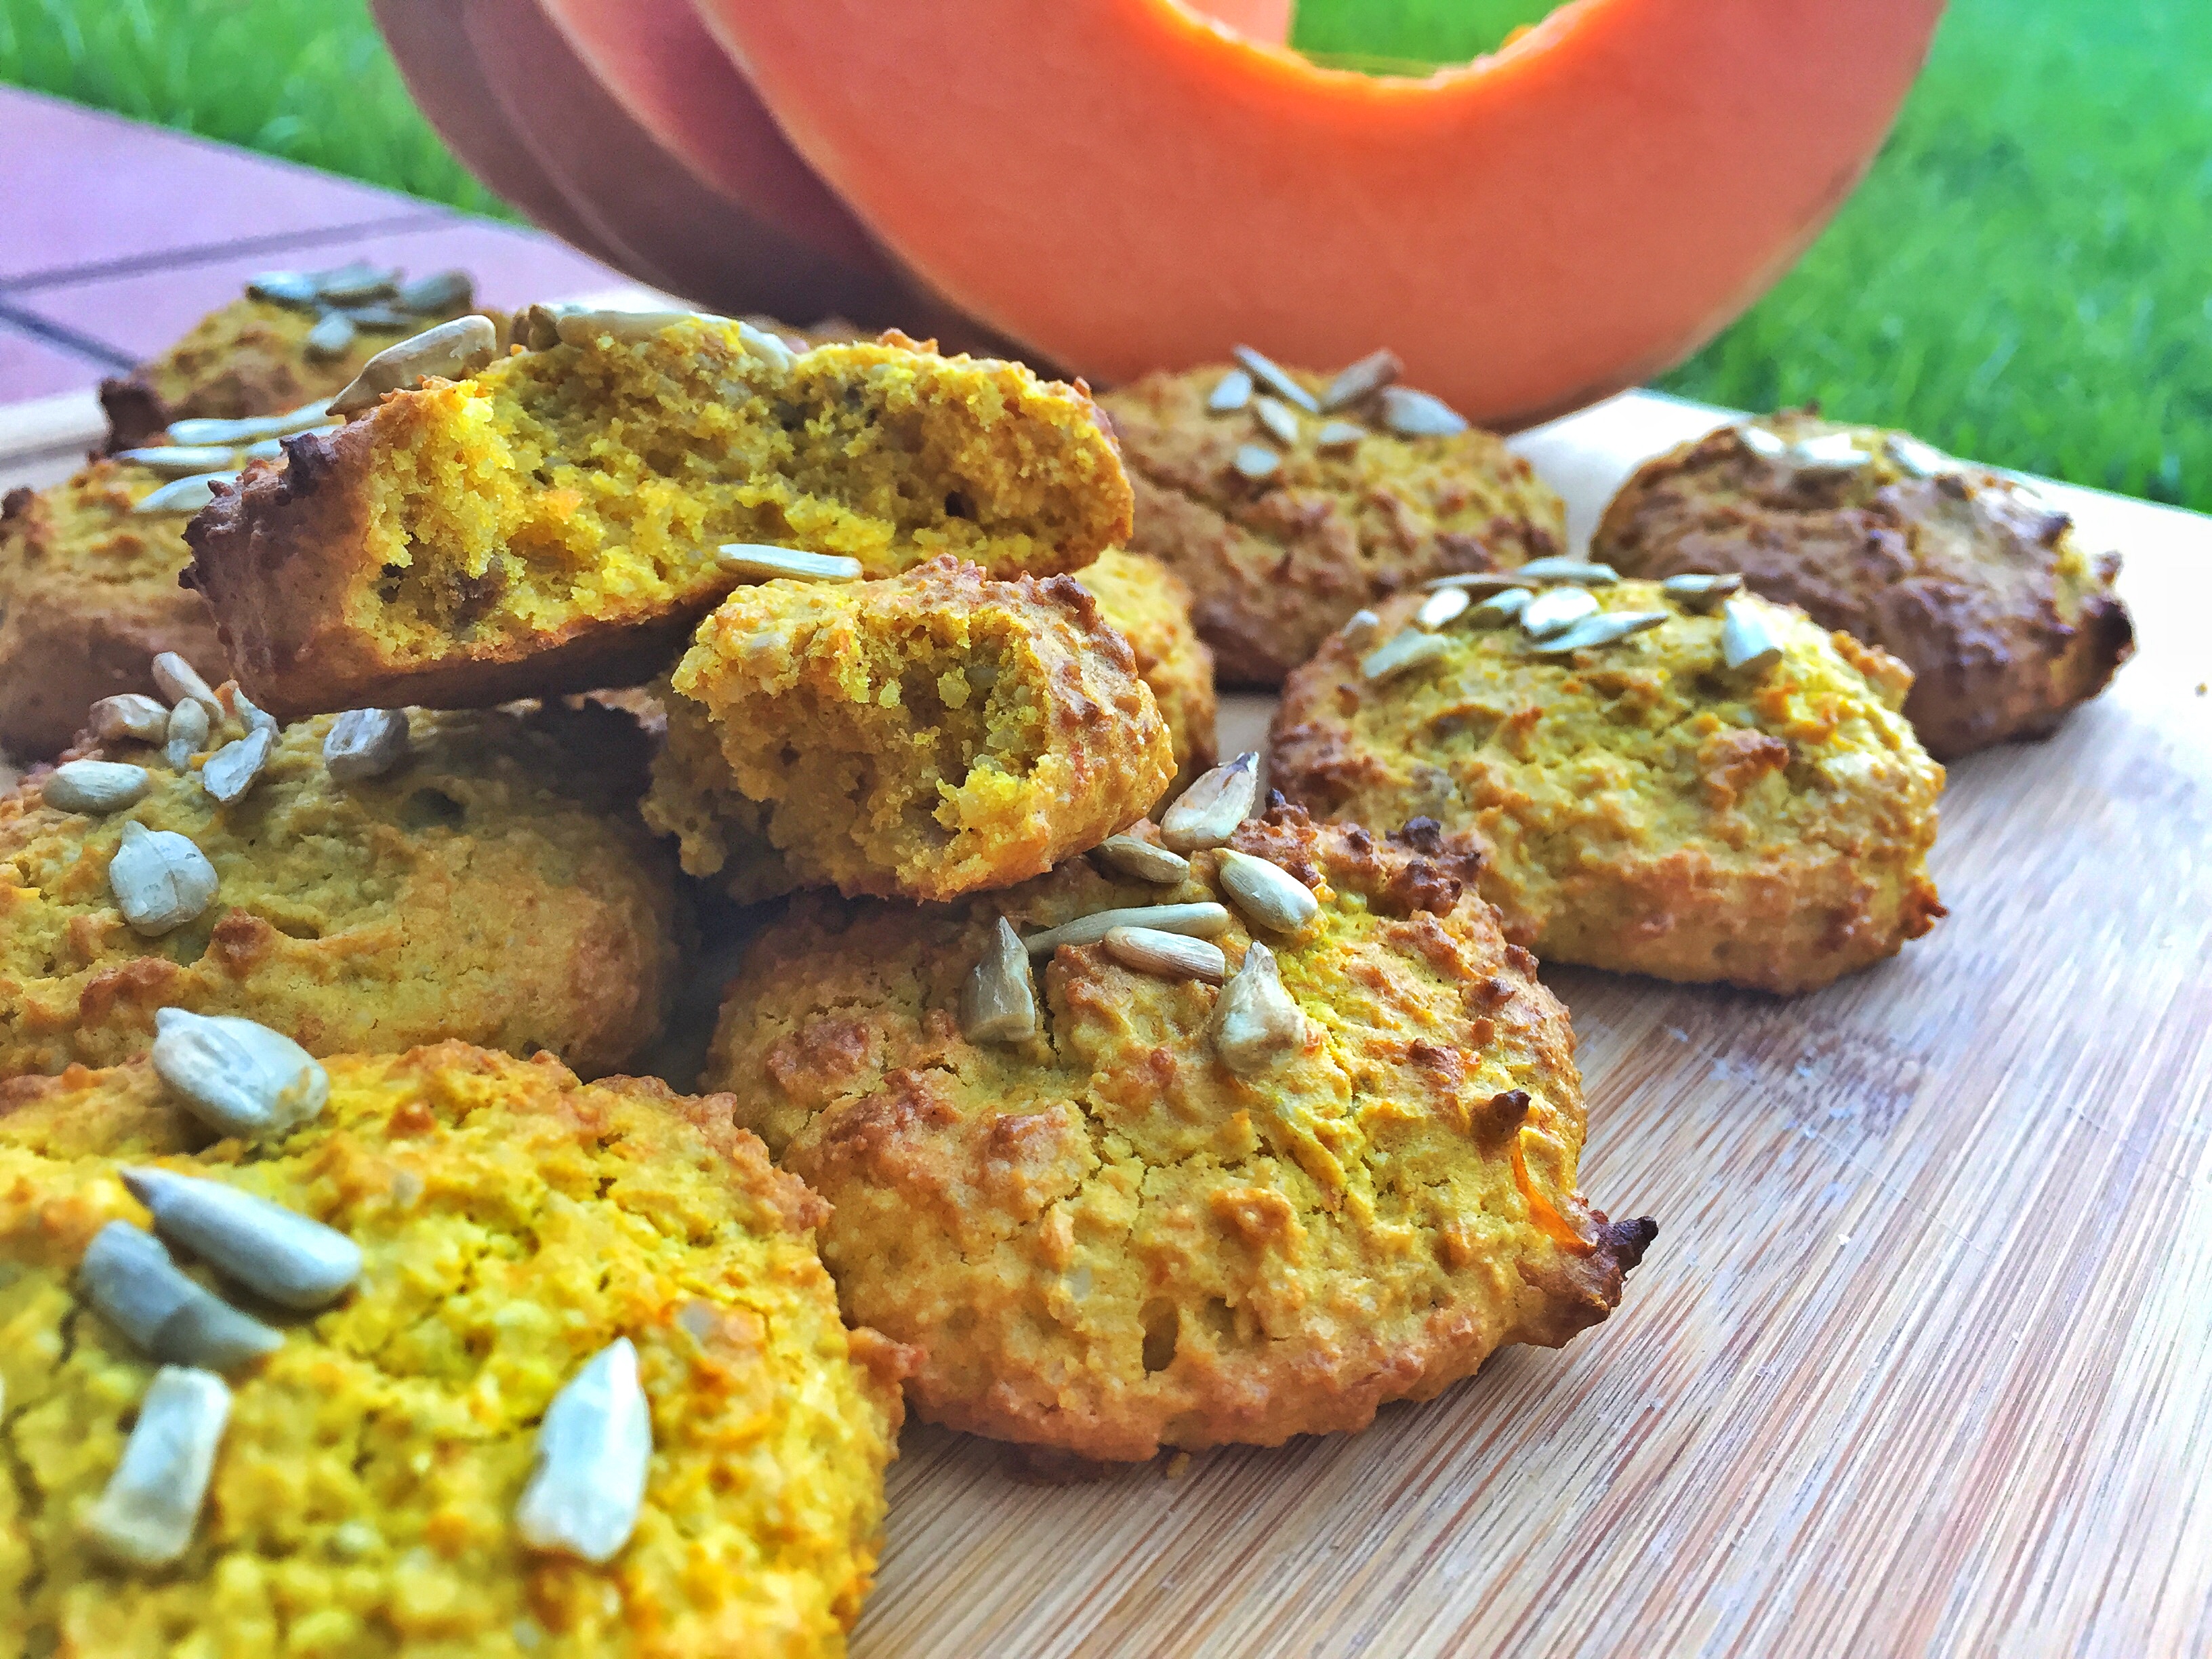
left=1591, top=409, right=2134, bottom=759
left=1100, top=360, right=1565, bottom=686
left=1072, top=548, right=1217, bottom=793
left=642, top=556, right=1172, bottom=903
left=703, top=805, right=1654, bottom=1462
left=0, top=1041, right=909, bottom=1658
left=184, top=323, right=1134, bottom=719
left=1, top=699, right=682, bottom=1078
left=1269, top=579, right=1946, bottom=993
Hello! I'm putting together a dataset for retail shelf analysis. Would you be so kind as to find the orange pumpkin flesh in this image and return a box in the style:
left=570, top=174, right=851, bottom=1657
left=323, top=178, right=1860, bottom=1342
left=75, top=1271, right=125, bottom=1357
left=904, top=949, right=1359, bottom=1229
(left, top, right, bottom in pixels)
left=695, top=0, right=1944, bottom=428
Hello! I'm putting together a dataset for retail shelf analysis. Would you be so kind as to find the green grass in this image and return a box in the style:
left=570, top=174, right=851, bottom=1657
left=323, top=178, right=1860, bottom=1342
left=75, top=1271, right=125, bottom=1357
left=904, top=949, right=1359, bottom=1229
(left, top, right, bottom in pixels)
left=3, top=0, right=2207, bottom=509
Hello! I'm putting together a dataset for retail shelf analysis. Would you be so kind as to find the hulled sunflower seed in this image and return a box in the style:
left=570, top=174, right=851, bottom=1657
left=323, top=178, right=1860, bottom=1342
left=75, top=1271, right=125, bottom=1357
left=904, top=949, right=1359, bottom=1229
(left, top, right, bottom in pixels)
left=1315, top=419, right=1365, bottom=451
left=133, top=471, right=236, bottom=515
left=113, top=444, right=243, bottom=477
left=43, top=760, right=151, bottom=815
left=1210, top=941, right=1306, bottom=1074
left=1252, top=396, right=1301, bottom=447
left=959, top=918, right=1039, bottom=1044
left=83, top=1366, right=231, bottom=1568
left=304, top=311, right=357, bottom=360
left=1092, top=835, right=1191, bottom=884
left=344, top=302, right=423, bottom=331
left=1736, top=424, right=1789, bottom=460
left=554, top=308, right=696, bottom=348
left=1721, top=598, right=1785, bottom=677
left=1322, top=348, right=1401, bottom=411
left=1340, top=609, right=1383, bottom=652
left=153, top=653, right=221, bottom=718
left=222, top=683, right=280, bottom=735
left=1662, top=572, right=1743, bottom=613
left=1207, top=369, right=1253, bottom=413
left=1885, top=433, right=1952, bottom=478
left=1359, top=628, right=1454, bottom=682
left=514, top=302, right=573, bottom=351
left=152, top=1008, right=330, bottom=1141
left=1527, top=610, right=1669, bottom=655
left=110, top=822, right=218, bottom=935
left=1471, top=587, right=1534, bottom=627
left=396, top=268, right=474, bottom=314
left=1159, top=752, right=1258, bottom=851
left=1511, top=556, right=1619, bottom=586
left=1023, top=901, right=1232, bottom=956
left=1231, top=443, right=1282, bottom=482
left=89, top=693, right=172, bottom=745
left=323, top=708, right=411, bottom=782
left=716, top=544, right=864, bottom=583
left=1216, top=848, right=1319, bottom=934
left=1378, top=386, right=1468, bottom=437
left=736, top=319, right=796, bottom=372
left=1421, top=570, right=1521, bottom=594
left=1786, top=431, right=1872, bottom=473
left=165, top=697, right=211, bottom=770
left=1231, top=345, right=1318, bottom=413
left=329, top=316, right=499, bottom=415
left=516, top=1338, right=653, bottom=1565
left=310, top=260, right=401, bottom=304
left=78, top=1223, right=284, bottom=1372
left=201, top=726, right=276, bottom=804
left=121, top=1167, right=362, bottom=1310
left=1519, top=586, right=1601, bottom=638
left=1415, top=587, right=1471, bottom=630
left=1103, top=925, right=1227, bottom=984
left=165, top=400, right=331, bottom=447
left=247, top=270, right=321, bottom=308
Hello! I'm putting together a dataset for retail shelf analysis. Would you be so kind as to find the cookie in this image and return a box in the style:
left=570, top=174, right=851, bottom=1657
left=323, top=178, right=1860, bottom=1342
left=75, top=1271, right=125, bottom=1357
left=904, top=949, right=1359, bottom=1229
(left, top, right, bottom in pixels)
left=0, top=1040, right=907, bottom=1656
left=640, top=556, right=1172, bottom=903
left=1069, top=547, right=1217, bottom=793
left=184, top=323, right=1135, bottom=720
left=1591, top=410, right=2135, bottom=759
left=1, top=697, right=682, bottom=1077
left=703, top=804, right=1654, bottom=1462
left=1099, top=354, right=1565, bottom=686
left=1269, top=577, right=1946, bottom=993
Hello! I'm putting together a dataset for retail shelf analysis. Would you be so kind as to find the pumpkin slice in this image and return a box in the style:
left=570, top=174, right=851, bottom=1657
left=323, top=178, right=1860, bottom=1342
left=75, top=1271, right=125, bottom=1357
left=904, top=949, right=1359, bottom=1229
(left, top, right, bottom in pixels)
left=695, top=0, right=1943, bottom=428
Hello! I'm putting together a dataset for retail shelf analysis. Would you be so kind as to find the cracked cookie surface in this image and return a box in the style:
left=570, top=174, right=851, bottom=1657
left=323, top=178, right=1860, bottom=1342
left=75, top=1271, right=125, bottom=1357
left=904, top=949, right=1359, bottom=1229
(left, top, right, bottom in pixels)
left=703, top=806, right=1652, bottom=1462
left=1069, top=548, right=1216, bottom=795
left=0, top=1042, right=907, bottom=1659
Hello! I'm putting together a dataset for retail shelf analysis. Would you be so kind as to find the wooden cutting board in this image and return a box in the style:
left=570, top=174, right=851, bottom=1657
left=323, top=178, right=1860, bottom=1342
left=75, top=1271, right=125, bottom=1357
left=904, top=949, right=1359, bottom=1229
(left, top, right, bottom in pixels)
left=5, top=388, right=2207, bottom=1654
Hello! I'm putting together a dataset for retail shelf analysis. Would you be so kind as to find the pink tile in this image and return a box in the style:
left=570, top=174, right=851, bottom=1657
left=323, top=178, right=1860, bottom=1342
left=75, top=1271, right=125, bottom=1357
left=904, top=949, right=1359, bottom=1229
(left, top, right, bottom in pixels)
left=0, top=87, right=437, bottom=283
left=0, top=318, right=116, bottom=401
left=12, top=219, right=631, bottom=363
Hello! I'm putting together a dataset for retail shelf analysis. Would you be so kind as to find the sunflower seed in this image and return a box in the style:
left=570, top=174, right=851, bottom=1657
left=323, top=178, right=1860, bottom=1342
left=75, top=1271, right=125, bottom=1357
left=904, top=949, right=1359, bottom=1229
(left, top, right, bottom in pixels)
left=1378, top=386, right=1467, bottom=437
left=554, top=308, right=697, bottom=347
left=78, top=1223, right=283, bottom=1372
left=83, top=1366, right=231, bottom=1568
left=1420, top=570, right=1521, bottom=594
left=1512, top=556, right=1619, bottom=586
left=1207, top=369, right=1253, bottom=413
left=1736, top=424, right=1789, bottom=460
left=133, top=471, right=235, bottom=515
left=154, top=652, right=220, bottom=713
left=514, top=302, right=574, bottom=351
left=1231, top=346, right=1319, bottom=413
left=516, top=1338, right=653, bottom=1565
left=1159, top=752, right=1258, bottom=851
left=329, top=316, right=499, bottom=415
left=1360, top=628, right=1454, bottom=682
left=1470, top=587, right=1534, bottom=627
left=89, top=693, right=172, bottom=745
left=959, top=917, right=1038, bottom=1044
left=1315, top=419, right=1365, bottom=451
left=247, top=270, right=321, bottom=308
left=1210, top=941, right=1306, bottom=1074
left=1721, top=598, right=1785, bottom=676
left=1662, top=571, right=1743, bottom=613
left=1519, top=586, right=1601, bottom=638
left=395, top=268, right=474, bottom=314
left=1023, top=901, right=1232, bottom=956
left=1885, top=433, right=1952, bottom=478
left=1527, top=610, right=1669, bottom=655
left=1339, top=609, right=1383, bottom=652
left=152, top=1008, right=331, bottom=1141
left=113, top=444, right=243, bottom=477
left=736, top=319, right=796, bottom=372
left=340, top=303, right=419, bottom=331
left=222, top=683, right=280, bottom=735
left=1252, top=396, right=1301, bottom=447
left=1092, top=835, right=1191, bottom=884
left=43, top=760, right=150, bottom=815
left=1416, top=587, right=1471, bottom=630
left=164, top=697, right=211, bottom=770
left=716, top=544, right=864, bottom=583
left=1103, top=926, right=1227, bottom=984
left=308, top=260, right=401, bottom=304
left=1787, top=431, right=1872, bottom=473
left=322, top=708, right=412, bottom=782
left=109, top=823, right=218, bottom=935
left=1322, top=348, right=1401, bottom=411
left=121, top=1166, right=362, bottom=1310
left=1231, top=443, right=1282, bottom=482
left=201, top=726, right=276, bottom=804
left=304, top=311, right=356, bottom=360
left=1216, top=848, right=1319, bottom=934
left=164, top=401, right=331, bottom=447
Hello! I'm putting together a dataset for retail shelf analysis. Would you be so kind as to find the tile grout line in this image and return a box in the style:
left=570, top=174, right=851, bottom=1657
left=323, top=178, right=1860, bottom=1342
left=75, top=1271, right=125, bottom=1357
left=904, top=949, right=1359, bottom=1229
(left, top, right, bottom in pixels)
left=0, top=301, right=138, bottom=371
left=0, top=208, right=462, bottom=293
